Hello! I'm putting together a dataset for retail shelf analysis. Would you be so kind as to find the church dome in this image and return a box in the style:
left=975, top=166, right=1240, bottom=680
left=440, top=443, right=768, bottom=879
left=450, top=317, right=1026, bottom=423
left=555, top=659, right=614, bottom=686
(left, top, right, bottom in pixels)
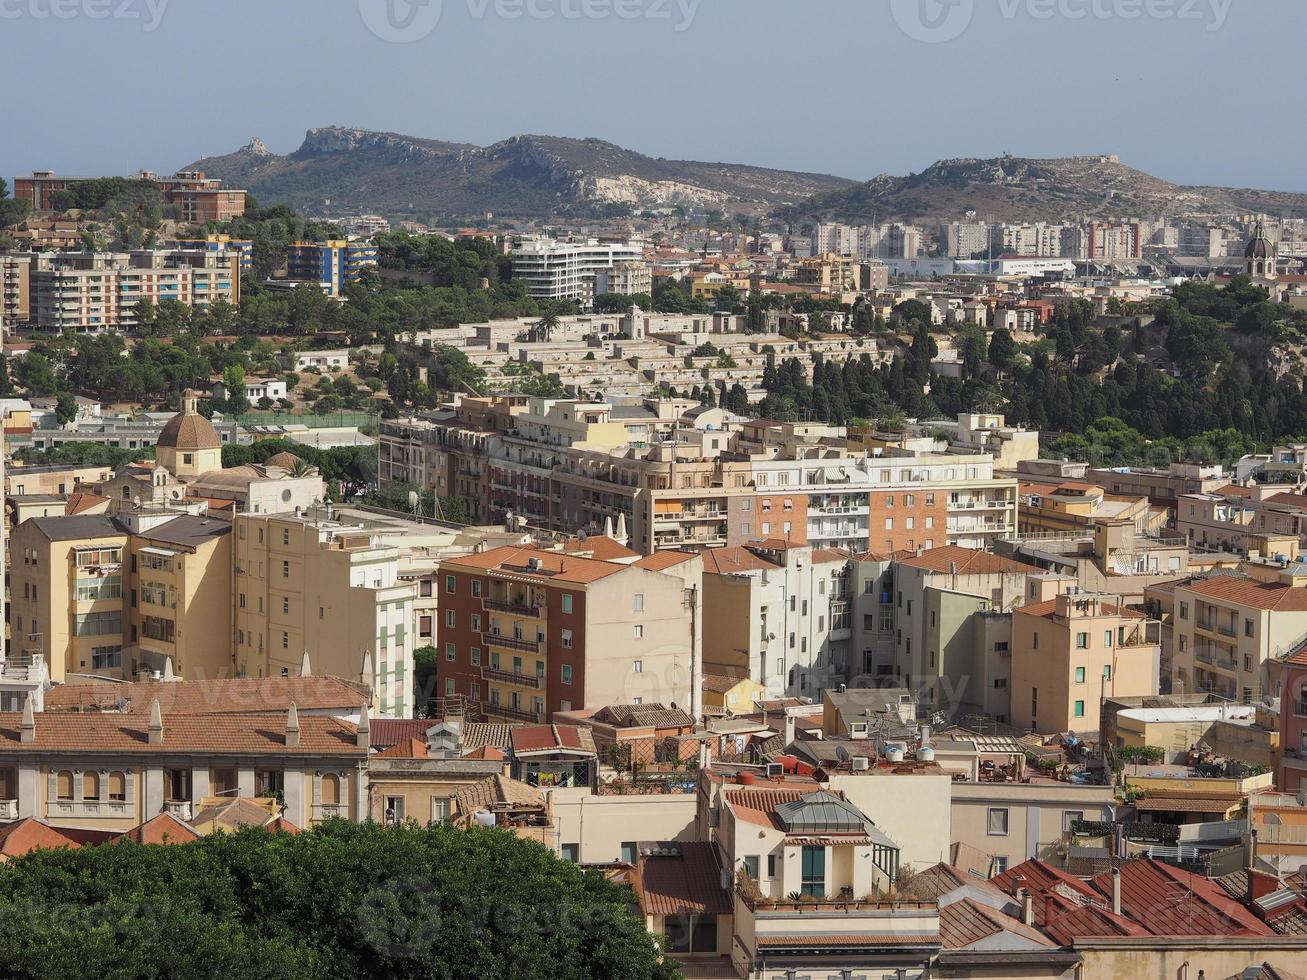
left=157, top=389, right=222, bottom=451
left=265, top=451, right=304, bottom=470
left=1245, top=222, right=1275, bottom=260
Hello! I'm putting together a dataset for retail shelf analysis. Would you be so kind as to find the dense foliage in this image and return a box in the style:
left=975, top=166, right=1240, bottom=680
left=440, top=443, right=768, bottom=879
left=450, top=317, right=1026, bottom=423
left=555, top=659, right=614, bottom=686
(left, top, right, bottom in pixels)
left=0, top=821, right=675, bottom=980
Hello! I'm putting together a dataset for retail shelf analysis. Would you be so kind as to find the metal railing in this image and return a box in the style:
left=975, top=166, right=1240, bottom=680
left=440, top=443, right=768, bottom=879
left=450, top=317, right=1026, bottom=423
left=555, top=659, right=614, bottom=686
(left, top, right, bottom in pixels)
left=482, top=632, right=539, bottom=654
left=481, top=667, right=543, bottom=689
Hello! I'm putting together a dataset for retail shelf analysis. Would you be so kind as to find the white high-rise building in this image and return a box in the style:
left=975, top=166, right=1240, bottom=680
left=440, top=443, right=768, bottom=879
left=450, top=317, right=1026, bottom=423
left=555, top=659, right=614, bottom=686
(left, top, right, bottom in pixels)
left=511, top=237, right=645, bottom=308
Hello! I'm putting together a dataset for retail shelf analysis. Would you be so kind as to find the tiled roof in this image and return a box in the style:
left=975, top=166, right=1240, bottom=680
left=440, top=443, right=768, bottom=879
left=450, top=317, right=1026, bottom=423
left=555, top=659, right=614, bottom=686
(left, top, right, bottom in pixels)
left=702, top=673, right=752, bottom=694
left=592, top=704, right=695, bottom=729
left=117, top=811, right=202, bottom=845
left=939, top=897, right=1054, bottom=949
left=1180, top=575, right=1307, bottom=612
left=1134, top=794, right=1242, bottom=814
left=557, top=536, right=639, bottom=561
left=460, top=723, right=517, bottom=752
left=510, top=725, right=596, bottom=755
left=1220, top=966, right=1307, bottom=980
left=701, top=547, right=779, bottom=575
left=897, top=546, right=1038, bottom=577
left=1088, top=861, right=1274, bottom=937
left=911, top=862, right=1009, bottom=903
left=638, top=841, right=731, bottom=916
left=65, top=492, right=109, bottom=516
left=44, top=676, right=369, bottom=717
left=441, top=546, right=625, bottom=585
left=0, top=711, right=364, bottom=756
left=370, top=719, right=435, bottom=749
left=1265, top=492, right=1307, bottom=510
left=191, top=798, right=279, bottom=833
left=0, top=817, right=84, bottom=856
left=374, top=738, right=429, bottom=759
left=632, top=551, right=698, bottom=572
left=450, top=774, right=544, bottom=816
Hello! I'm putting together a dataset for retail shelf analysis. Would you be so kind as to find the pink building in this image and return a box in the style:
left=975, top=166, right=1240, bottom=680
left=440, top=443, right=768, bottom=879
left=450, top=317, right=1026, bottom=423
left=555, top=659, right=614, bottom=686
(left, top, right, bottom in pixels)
left=1278, top=646, right=1307, bottom=793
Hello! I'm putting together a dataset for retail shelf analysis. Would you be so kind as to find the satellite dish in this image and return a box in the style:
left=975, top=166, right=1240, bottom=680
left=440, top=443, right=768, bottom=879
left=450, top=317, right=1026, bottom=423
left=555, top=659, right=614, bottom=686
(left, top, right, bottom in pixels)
left=577, top=529, right=588, bottom=542
left=132, top=495, right=142, bottom=511
left=407, top=490, right=420, bottom=513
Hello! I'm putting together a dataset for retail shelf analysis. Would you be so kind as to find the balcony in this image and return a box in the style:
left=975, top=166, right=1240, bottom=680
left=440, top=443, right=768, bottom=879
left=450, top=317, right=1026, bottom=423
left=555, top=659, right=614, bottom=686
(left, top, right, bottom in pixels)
left=165, top=800, right=193, bottom=822
left=0, top=801, right=17, bottom=822
left=483, top=631, right=540, bottom=654
left=483, top=597, right=542, bottom=618
left=313, top=804, right=346, bottom=822
left=484, top=703, right=545, bottom=724
left=482, top=667, right=543, bottom=689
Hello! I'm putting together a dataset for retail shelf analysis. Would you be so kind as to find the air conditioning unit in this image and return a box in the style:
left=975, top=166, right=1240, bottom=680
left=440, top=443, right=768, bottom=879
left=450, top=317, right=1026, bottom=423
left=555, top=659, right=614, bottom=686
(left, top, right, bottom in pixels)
left=851, top=757, right=871, bottom=771
left=765, top=762, right=784, bottom=778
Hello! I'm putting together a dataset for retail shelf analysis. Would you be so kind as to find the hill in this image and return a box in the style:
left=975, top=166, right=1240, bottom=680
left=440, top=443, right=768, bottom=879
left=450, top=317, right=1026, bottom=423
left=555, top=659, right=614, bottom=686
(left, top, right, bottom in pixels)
left=188, top=127, right=856, bottom=219
left=777, top=154, right=1307, bottom=226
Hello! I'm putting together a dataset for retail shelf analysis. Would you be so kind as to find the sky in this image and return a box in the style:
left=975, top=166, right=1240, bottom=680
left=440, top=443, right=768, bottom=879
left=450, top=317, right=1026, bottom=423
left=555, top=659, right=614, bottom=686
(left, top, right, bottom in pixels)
left=1, top=0, right=1303, bottom=192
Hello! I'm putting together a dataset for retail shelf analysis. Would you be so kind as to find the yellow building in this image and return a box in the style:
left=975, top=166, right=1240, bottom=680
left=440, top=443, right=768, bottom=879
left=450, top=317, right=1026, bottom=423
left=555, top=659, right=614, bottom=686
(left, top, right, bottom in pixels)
left=233, top=510, right=419, bottom=718
left=155, top=389, right=224, bottom=480
left=0, top=696, right=367, bottom=833
left=9, top=511, right=232, bottom=683
left=1018, top=481, right=1161, bottom=536
left=1011, top=592, right=1161, bottom=736
left=701, top=673, right=765, bottom=717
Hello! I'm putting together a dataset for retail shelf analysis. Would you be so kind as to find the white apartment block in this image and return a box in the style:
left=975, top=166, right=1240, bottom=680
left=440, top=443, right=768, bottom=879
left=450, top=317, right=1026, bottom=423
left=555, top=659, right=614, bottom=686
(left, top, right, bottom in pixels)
left=511, top=237, right=645, bottom=308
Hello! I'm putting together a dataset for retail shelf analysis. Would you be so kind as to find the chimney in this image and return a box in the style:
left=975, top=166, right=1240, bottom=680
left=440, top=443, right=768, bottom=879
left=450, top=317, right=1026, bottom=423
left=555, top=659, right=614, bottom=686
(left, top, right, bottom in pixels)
left=356, top=704, right=371, bottom=749
left=300, top=651, right=312, bottom=677
left=148, top=698, right=164, bottom=746
left=784, top=713, right=796, bottom=746
left=1111, top=867, right=1122, bottom=916
left=1043, top=893, right=1056, bottom=927
left=1021, top=889, right=1034, bottom=927
left=162, top=656, right=175, bottom=682
left=1247, top=830, right=1258, bottom=902
left=19, top=695, right=35, bottom=745
left=285, top=703, right=300, bottom=748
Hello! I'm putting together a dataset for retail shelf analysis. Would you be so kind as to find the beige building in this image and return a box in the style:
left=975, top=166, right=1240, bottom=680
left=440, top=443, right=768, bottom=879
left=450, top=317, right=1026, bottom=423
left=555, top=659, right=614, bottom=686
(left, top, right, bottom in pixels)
left=9, top=511, right=232, bottom=684
left=1010, top=592, right=1161, bottom=736
left=233, top=510, right=419, bottom=718
left=1169, top=567, right=1307, bottom=703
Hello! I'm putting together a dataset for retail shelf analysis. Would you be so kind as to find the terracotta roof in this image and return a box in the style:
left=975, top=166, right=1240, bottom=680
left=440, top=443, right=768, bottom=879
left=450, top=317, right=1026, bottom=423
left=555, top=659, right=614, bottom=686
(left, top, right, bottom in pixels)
left=442, top=546, right=626, bottom=585
left=463, top=745, right=506, bottom=761
left=897, top=546, right=1038, bottom=577
left=1134, top=794, right=1242, bottom=814
left=44, top=676, right=369, bottom=717
left=1264, top=492, right=1307, bottom=510
left=460, top=723, right=517, bottom=752
left=1088, top=861, right=1274, bottom=937
left=1014, top=597, right=1144, bottom=621
left=638, top=841, right=731, bottom=916
left=156, top=404, right=222, bottom=451
left=374, top=737, right=429, bottom=759
left=1181, top=575, right=1307, bottom=612
left=191, top=798, right=279, bottom=833
left=632, top=551, right=698, bottom=572
left=702, top=673, right=752, bottom=694
left=1221, top=966, right=1307, bottom=980
left=1217, top=484, right=1254, bottom=498
left=592, top=704, right=694, bottom=729
left=0, top=711, right=364, bottom=756
left=450, top=774, right=544, bottom=816
left=0, top=817, right=84, bottom=856
left=370, top=718, right=436, bottom=749
left=939, top=897, right=1054, bottom=949
left=911, top=862, right=1009, bottom=903
left=64, top=492, right=109, bottom=516
left=510, top=724, right=596, bottom=755
left=264, top=451, right=303, bottom=470
left=117, top=811, right=202, bottom=845
left=701, top=546, right=779, bottom=575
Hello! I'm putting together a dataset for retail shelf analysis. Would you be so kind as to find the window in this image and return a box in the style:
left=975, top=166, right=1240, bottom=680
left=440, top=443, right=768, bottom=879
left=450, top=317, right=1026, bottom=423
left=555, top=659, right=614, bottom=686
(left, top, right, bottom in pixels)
left=444, top=678, right=455, bottom=696
left=419, top=616, right=433, bottom=638
left=1076, top=632, right=1088, bottom=649
left=419, top=580, right=433, bottom=598
left=992, top=856, right=1008, bottom=875
left=767, top=854, right=777, bottom=878
left=470, top=647, right=481, bottom=666
left=562, top=594, right=573, bottom=614
left=91, top=646, right=122, bottom=670
left=743, top=855, right=760, bottom=880
left=431, top=797, right=451, bottom=824
left=107, top=771, right=126, bottom=802
left=800, top=845, right=825, bottom=897
left=384, top=796, right=405, bottom=824
left=633, top=594, right=644, bottom=613
left=282, top=596, right=290, bottom=615
left=1074, top=700, right=1086, bottom=718
left=1075, top=667, right=1086, bottom=684
left=561, top=629, right=573, bottom=649
left=1179, top=602, right=1188, bottom=620
left=1245, top=618, right=1254, bottom=638
left=281, top=560, right=289, bottom=579
left=471, top=580, right=482, bottom=597
left=56, top=771, right=74, bottom=801
left=445, top=610, right=455, bottom=628
left=633, top=625, right=644, bottom=640
left=560, top=844, right=579, bottom=863
left=987, top=808, right=1009, bottom=836
left=83, top=771, right=100, bottom=801
left=1063, top=810, right=1084, bottom=833
left=1103, top=665, right=1112, bottom=680
left=561, top=664, right=572, bottom=685
left=445, top=643, right=456, bottom=662
left=1032, top=632, right=1039, bottom=650
left=1104, top=630, right=1113, bottom=647
left=470, top=614, right=481, bottom=632
left=633, top=660, right=643, bottom=674
left=621, top=842, right=637, bottom=864
left=445, top=575, right=456, bottom=594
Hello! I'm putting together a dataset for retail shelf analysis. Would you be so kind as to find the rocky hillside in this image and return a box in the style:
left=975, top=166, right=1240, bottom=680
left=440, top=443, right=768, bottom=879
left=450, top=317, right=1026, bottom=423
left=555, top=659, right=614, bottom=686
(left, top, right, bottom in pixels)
left=188, top=127, right=856, bottom=219
left=778, top=154, right=1307, bottom=226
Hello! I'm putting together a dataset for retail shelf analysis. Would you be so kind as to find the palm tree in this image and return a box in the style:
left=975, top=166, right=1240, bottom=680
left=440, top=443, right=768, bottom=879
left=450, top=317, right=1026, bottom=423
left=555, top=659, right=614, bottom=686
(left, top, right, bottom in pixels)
left=531, top=312, right=562, bottom=344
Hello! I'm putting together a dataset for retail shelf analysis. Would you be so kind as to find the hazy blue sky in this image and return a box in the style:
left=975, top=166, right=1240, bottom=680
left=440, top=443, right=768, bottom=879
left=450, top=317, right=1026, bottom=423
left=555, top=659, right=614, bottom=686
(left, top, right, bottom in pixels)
left=1, top=0, right=1302, bottom=191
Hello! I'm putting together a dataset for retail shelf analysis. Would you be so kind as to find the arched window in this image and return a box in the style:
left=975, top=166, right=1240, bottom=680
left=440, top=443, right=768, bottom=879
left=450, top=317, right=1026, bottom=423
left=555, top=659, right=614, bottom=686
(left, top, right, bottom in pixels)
left=83, top=771, right=100, bottom=801
left=107, top=771, right=127, bottom=803
left=56, top=770, right=74, bottom=801
left=320, top=773, right=340, bottom=806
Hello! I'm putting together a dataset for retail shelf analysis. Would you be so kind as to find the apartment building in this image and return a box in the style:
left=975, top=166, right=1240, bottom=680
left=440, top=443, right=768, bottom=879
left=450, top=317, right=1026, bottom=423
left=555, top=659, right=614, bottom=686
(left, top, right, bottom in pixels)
left=1168, top=567, right=1307, bottom=703
left=511, top=237, right=645, bottom=307
left=9, top=511, right=233, bottom=684
left=170, top=235, right=254, bottom=273
left=15, top=170, right=246, bottom=221
left=1280, top=647, right=1307, bottom=793
left=0, top=253, right=32, bottom=331
left=285, top=240, right=378, bottom=296
left=887, top=546, right=1051, bottom=717
left=436, top=546, right=702, bottom=723
left=1011, top=591, right=1161, bottom=736
left=701, top=542, right=852, bottom=698
left=24, top=249, right=240, bottom=333
left=594, top=260, right=652, bottom=298
left=0, top=696, right=364, bottom=833
left=940, top=221, right=991, bottom=259
left=1085, top=221, right=1143, bottom=261
left=1018, top=481, right=1159, bottom=536
left=232, top=511, right=418, bottom=717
